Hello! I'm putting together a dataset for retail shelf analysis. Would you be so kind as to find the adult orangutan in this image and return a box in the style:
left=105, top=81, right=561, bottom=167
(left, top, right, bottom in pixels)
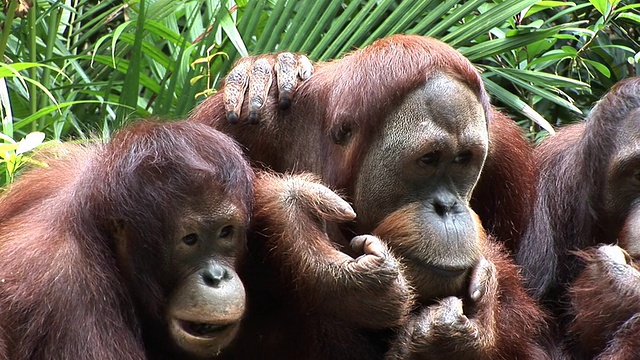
left=515, top=76, right=640, bottom=357
left=190, top=34, right=552, bottom=359
left=217, top=41, right=535, bottom=252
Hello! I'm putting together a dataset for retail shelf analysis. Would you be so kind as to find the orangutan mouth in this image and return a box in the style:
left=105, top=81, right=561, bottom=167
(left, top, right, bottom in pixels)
left=179, top=320, right=234, bottom=338
left=406, top=256, right=471, bottom=278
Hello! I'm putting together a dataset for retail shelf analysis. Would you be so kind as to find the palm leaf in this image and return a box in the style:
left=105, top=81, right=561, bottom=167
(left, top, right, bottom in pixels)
left=222, top=0, right=582, bottom=124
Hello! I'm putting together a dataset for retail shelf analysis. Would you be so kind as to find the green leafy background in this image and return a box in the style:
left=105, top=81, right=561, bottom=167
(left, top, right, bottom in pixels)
left=0, top=0, right=638, bottom=185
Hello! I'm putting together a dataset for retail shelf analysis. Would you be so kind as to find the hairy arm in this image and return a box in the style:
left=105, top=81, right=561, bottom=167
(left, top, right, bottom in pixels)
left=252, top=172, right=413, bottom=329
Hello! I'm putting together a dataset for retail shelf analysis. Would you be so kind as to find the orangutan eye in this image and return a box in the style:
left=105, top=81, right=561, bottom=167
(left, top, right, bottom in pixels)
left=632, top=169, right=640, bottom=184
left=219, top=226, right=235, bottom=238
left=182, top=233, right=199, bottom=246
left=454, top=151, right=473, bottom=165
left=419, top=152, right=440, bottom=166
left=331, top=123, right=353, bottom=145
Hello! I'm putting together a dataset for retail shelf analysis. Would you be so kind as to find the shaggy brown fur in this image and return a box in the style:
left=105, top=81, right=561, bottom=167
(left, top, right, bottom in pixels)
left=0, top=120, right=254, bottom=360
left=191, top=34, right=551, bottom=359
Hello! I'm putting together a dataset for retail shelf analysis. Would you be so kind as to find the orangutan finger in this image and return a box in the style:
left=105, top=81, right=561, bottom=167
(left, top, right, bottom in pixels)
left=469, top=257, right=496, bottom=302
left=310, top=184, right=356, bottom=222
left=298, top=54, right=314, bottom=80
left=223, top=58, right=251, bottom=124
left=283, top=174, right=356, bottom=222
left=436, top=296, right=466, bottom=324
left=596, top=244, right=630, bottom=265
left=350, top=235, right=386, bottom=259
left=247, top=58, right=274, bottom=124
left=275, top=52, right=298, bottom=110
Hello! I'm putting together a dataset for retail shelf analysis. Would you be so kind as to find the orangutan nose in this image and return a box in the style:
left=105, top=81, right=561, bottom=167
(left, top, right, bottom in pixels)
left=430, top=191, right=460, bottom=217
left=201, top=263, right=230, bottom=287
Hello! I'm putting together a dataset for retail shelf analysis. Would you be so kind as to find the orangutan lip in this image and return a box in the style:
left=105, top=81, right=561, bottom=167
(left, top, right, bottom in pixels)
left=407, top=257, right=469, bottom=278
left=179, top=320, right=233, bottom=338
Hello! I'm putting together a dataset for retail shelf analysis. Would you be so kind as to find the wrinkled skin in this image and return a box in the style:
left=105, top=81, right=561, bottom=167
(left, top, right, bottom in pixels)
left=218, top=53, right=489, bottom=300
left=354, top=75, right=487, bottom=302
left=190, top=35, right=552, bottom=359
left=106, top=123, right=254, bottom=359
left=0, top=119, right=392, bottom=360
left=223, top=53, right=314, bottom=123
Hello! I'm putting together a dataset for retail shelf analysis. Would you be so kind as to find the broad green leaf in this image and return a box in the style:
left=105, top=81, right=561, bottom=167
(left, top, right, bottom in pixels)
left=424, top=0, right=486, bottom=39
left=334, top=0, right=396, bottom=56
left=589, top=0, right=607, bottom=15
left=255, top=0, right=293, bottom=53
left=616, top=12, right=640, bottom=24
left=526, top=38, right=558, bottom=59
left=0, top=63, right=61, bottom=77
left=363, top=0, right=436, bottom=46
left=145, top=0, right=181, bottom=21
left=410, top=0, right=463, bottom=36
left=110, top=21, right=135, bottom=68
left=288, top=1, right=336, bottom=52
left=582, top=59, right=611, bottom=77
left=118, top=0, right=146, bottom=122
left=462, top=26, right=564, bottom=61
left=525, top=2, right=576, bottom=18
left=301, top=1, right=344, bottom=53
left=591, top=44, right=636, bottom=54
left=493, top=68, right=588, bottom=88
left=144, top=20, right=186, bottom=46
left=72, top=2, right=123, bottom=48
left=116, top=33, right=173, bottom=70
left=543, top=3, right=592, bottom=24
left=615, top=3, right=640, bottom=12
left=17, top=77, right=61, bottom=110
left=14, top=100, right=128, bottom=131
left=561, top=45, right=579, bottom=56
left=237, top=0, right=264, bottom=49
left=311, top=0, right=375, bottom=61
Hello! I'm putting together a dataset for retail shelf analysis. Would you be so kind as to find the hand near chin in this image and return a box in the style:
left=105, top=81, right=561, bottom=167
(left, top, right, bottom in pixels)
left=386, top=257, right=499, bottom=360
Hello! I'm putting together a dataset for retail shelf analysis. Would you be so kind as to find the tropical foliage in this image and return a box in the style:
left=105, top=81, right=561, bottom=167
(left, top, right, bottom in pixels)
left=0, top=0, right=638, bottom=185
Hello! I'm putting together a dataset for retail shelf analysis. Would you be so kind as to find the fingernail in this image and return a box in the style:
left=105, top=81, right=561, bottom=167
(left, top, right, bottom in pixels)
left=279, top=97, right=291, bottom=110
left=227, top=111, right=239, bottom=124
left=471, top=289, right=481, bottom=301
left=249, top=112, right=259, bottom=124
left=342, top=206, right=356, bottom=219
